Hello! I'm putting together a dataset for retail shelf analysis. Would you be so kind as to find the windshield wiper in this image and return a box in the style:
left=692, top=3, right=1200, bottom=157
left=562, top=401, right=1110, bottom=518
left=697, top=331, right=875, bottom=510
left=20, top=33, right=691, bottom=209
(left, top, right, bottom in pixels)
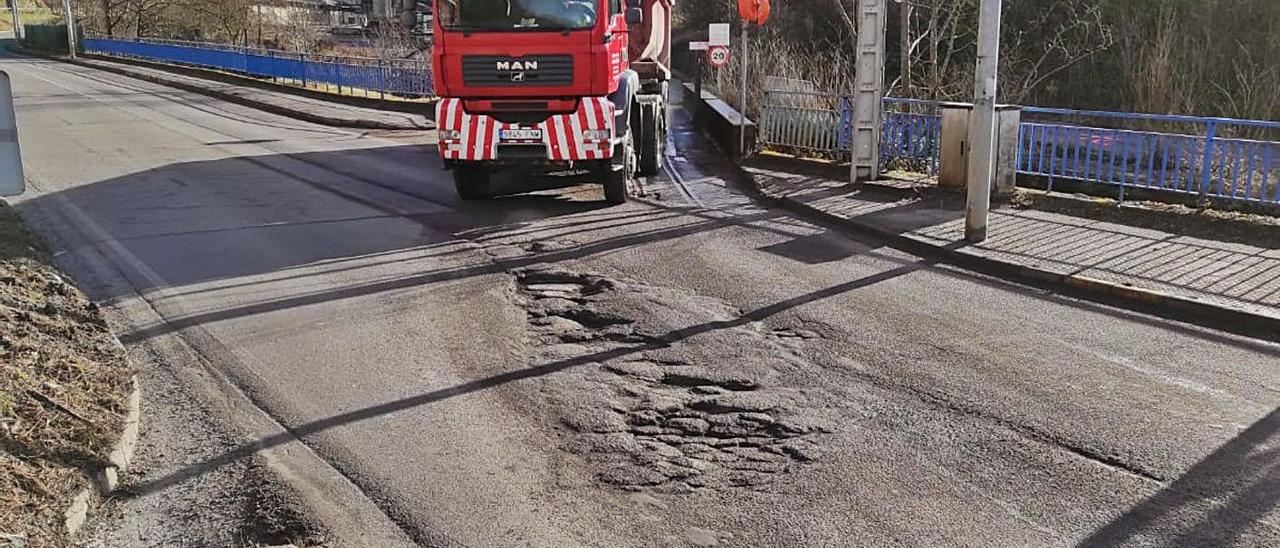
left=446, top=23, right=585, bottom=34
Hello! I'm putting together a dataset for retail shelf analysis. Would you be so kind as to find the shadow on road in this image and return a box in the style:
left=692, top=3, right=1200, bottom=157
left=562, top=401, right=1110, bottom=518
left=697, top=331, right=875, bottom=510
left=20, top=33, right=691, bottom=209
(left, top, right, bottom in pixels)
left=117, top=257, right=935, bottom=498
left=20, top=142, right=1275, bottom=358
left=17, top=140, right=1280, bottom=516
left=1079, top=407, right=1280, bottom=547
left=15, top=144, right=605, bottom=304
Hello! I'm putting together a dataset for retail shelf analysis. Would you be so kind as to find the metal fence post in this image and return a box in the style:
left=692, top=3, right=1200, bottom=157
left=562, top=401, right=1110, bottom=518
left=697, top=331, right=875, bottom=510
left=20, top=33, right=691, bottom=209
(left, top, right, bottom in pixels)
left=378, top=59, right=386, bottom=100
left=1199, top=120, right=1218, bottom=198
left=300, top=52, right=307, bottom=88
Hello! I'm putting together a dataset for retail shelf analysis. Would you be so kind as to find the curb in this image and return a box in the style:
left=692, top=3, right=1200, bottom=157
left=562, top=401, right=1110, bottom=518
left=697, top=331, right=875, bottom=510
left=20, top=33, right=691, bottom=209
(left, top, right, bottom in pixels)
left=12, top=48, right=430, bottom=131
left=63, top=368, right=141, bottom=537
left=735, top=164, right=1280, bottom=342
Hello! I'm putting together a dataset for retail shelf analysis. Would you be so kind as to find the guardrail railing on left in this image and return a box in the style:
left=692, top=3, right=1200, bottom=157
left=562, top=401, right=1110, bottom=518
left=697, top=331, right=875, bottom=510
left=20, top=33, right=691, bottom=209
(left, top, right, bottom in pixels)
left=82, top=36, right=434, bottom=100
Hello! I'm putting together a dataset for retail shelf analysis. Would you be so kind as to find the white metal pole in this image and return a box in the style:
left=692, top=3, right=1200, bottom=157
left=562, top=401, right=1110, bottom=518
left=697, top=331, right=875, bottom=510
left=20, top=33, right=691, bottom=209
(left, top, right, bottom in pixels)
left=60, top=0, right=76, bottom=58
left=739, top=20, right=748, bottom=160
left=964, top=0, right=1002, bottom=243
left=9, top=0, right=22, bottom=43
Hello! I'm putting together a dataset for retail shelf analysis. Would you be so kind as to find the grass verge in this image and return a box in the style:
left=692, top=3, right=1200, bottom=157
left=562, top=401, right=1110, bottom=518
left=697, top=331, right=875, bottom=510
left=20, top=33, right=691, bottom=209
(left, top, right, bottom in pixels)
left=1, top=199, right=133, bottom=547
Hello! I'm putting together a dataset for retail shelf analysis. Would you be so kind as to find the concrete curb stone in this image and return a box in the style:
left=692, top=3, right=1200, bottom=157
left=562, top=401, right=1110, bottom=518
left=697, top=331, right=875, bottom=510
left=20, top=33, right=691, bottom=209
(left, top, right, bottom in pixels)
left=63, top=365, right=142, bottom=537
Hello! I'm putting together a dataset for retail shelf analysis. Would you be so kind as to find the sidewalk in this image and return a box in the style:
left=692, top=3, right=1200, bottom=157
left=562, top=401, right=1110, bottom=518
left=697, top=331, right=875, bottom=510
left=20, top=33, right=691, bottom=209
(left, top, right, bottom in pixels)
left=743, top=157, right=1280, bottom=335
left=23, top=50, right=433, bottom=131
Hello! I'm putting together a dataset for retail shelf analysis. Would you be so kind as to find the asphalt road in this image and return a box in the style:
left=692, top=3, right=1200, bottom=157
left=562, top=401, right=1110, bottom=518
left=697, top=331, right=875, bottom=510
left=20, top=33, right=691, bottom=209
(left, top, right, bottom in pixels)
left=5, top=50, right=1280, bottom=548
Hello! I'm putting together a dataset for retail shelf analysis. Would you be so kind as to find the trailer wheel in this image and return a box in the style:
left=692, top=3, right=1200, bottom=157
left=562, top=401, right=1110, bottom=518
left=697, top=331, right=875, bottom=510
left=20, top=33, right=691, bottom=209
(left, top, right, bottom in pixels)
left=604, top=130, right=636, bottom=205
left=637, top=102, right=664, bottom=177
left=453, top=166, right=491, bottom=200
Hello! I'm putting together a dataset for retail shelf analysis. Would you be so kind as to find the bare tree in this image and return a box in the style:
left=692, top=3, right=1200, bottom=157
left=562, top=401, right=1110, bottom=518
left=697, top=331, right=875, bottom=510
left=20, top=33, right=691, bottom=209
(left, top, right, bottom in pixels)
left=830, top=0, right=856, bottom=38
left=916, top=0, right=973, bottom=100
left=999, top=0, right=1113, bottom=103
left=897, top=0, right=911, bottom=96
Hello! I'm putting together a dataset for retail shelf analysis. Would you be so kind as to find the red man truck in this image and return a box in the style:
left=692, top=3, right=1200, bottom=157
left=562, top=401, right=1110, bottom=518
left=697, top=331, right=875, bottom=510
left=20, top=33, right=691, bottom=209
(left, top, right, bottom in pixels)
left=432, top=0, right=673, bottom=203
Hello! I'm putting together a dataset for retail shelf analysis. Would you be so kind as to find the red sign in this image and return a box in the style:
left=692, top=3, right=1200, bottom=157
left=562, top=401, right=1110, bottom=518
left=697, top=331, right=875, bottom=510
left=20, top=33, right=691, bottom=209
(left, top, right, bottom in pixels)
left=708, top=46, right=731, bottom=68
left=738, top=0, right=771, bottom=25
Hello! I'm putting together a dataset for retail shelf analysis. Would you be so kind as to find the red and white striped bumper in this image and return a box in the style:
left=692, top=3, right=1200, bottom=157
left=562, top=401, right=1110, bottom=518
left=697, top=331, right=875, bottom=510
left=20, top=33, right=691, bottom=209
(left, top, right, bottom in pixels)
left=436, top=98, right=615, bottom=162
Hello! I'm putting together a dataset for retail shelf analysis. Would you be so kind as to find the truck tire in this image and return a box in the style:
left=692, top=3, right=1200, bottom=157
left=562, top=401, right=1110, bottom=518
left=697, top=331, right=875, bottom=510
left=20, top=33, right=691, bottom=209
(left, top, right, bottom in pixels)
left=637, top=102, right=663, bottom=177
left=453, top=166, right=491, bottom=200
left=604, top=130, right=636, bottom=205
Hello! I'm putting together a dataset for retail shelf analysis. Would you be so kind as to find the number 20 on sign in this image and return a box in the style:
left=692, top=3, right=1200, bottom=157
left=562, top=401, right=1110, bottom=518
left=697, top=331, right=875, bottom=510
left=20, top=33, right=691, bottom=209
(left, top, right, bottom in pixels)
left=708, top=46, right=730, bottom=68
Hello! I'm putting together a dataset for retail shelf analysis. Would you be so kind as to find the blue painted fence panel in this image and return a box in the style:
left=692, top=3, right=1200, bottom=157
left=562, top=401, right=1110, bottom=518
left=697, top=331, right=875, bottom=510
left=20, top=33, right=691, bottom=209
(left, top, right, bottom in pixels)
left=834, top=97, right=940, bottom=172
left=1017, top=109, right=1280, bottom=205
left=83, top=37, right=433, bottom=98
left=880, top=98, right=941, bottom=174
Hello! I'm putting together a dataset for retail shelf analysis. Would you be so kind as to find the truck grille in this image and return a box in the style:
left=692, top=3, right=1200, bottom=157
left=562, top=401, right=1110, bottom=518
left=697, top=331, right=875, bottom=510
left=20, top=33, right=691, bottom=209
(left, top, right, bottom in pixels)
left=462, top=55, right=574, bottom=87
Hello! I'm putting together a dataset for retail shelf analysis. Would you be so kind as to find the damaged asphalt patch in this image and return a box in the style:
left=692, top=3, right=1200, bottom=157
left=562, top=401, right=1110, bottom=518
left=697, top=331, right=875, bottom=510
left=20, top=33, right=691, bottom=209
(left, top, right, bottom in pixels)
left=514, top=267, right=834, bottom=494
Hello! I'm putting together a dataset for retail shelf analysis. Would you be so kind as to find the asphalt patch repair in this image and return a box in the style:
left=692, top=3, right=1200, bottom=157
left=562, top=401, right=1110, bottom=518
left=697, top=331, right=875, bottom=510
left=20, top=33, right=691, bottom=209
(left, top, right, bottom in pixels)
left=0, top=200, right=133, bottom=547
left=515, top=267, right=834, bottom=494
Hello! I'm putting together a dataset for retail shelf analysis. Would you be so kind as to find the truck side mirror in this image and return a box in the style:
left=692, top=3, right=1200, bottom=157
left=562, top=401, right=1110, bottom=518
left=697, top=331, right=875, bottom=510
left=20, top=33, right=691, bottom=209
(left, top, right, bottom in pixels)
left=625, top=7, right=644, bottom=25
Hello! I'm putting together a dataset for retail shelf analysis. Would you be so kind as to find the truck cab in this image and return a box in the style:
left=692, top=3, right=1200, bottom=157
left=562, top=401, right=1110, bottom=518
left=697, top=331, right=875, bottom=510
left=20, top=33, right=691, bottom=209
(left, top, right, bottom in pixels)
left=432, top=0, right=672, bottom=203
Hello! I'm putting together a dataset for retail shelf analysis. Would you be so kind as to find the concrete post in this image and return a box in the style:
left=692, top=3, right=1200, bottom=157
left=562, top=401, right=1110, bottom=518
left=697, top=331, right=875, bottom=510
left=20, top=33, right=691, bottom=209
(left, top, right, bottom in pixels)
left=850, top=0, right=886, bottom=184
left=964, top=0, right=1002, bottom=243
left=61, top=0, right=76, bottom=58
left=9, top=0, right=23, bottom=43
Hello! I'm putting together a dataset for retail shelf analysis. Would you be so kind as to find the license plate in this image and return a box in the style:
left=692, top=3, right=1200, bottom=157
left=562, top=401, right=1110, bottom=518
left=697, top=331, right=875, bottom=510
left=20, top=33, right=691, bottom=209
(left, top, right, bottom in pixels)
left=501, top=128, right=542, bottom=141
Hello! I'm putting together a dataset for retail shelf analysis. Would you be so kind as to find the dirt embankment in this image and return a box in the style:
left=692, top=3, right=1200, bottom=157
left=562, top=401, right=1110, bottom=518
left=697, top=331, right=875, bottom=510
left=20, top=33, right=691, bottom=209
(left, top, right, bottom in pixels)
left=1, top=200, right=133, bottom=547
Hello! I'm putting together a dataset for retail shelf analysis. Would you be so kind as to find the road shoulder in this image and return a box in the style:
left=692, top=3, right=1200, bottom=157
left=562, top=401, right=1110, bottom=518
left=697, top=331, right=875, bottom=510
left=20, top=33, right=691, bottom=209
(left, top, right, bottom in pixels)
left=0, top=200, right=135, bottom=546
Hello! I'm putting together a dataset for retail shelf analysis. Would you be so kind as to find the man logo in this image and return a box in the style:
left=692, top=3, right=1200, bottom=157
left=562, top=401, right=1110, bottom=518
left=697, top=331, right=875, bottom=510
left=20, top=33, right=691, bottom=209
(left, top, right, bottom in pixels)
left=496, top=60, right=539, bottom=71
left=510, top=72, right=526, bottom=83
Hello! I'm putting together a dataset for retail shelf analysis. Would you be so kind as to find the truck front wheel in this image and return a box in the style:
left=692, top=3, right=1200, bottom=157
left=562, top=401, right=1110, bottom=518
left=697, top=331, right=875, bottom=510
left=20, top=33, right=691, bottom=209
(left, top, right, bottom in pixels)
left=453, top=166, right=491, bottom=200
left=604, top=130, right=636, bottom=205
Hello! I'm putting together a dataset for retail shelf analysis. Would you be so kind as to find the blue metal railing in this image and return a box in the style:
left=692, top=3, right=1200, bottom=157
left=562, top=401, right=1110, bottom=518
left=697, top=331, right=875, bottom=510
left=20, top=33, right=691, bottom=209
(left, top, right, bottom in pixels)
left=793, top=95, right=1279, bottom=206
left=835, top=97, right=941, bottom=172
left=761, top=92, right=940, bottom=170
left=879, top=98, right=941, bottom=174
left=82, top=37, right=434, bottom=99
left=1017, top=108, right=1280, bottom=205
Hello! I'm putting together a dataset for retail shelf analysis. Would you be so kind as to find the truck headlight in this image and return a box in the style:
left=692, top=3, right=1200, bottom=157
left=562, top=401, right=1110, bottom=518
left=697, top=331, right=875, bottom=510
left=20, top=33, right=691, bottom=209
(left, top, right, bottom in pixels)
left=581, top=129, right=611, bottom=141
left=439, top=129, right=462, bottom=141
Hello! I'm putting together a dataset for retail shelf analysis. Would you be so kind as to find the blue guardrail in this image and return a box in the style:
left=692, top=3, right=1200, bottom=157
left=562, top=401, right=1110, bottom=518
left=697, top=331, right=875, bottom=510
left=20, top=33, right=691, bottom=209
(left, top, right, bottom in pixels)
left=1018, top=108, right=1280, bottom=205
left=830, top=100, right=1279, bottom=206
left=83, top=37, right=433, bottom=99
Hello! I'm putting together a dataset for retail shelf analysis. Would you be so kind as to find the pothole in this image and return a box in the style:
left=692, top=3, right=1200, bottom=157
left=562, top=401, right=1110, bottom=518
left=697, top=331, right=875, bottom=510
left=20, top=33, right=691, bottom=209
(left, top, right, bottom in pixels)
left=515, top=267, right=832, bottom=493
left=520, top=239, right=581, bottom=254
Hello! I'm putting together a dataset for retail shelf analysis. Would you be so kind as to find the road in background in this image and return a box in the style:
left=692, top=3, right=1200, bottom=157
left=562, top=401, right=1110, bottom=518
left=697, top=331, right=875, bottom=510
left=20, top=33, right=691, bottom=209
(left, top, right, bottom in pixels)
left=4, top=48, right=1279, bottom=547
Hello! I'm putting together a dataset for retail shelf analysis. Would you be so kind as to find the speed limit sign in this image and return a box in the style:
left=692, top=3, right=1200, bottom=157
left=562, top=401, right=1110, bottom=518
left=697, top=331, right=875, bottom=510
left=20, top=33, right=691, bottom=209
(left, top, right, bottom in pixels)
left=708, top=45, right=730, bottom=68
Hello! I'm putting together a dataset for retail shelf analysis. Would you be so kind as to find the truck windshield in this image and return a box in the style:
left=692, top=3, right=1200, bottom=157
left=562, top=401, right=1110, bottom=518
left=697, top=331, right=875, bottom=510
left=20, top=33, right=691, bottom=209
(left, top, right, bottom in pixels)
left=438, top=0, right=598, bottom=31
